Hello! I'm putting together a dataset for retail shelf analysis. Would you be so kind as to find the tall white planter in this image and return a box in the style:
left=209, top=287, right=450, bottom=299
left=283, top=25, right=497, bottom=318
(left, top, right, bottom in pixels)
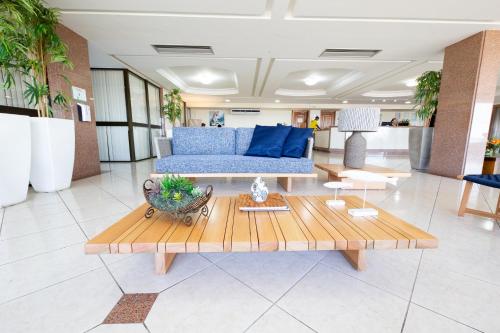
left=0, top=114, right=31, bottom=207
left=30, top=118, right=75, bottom=192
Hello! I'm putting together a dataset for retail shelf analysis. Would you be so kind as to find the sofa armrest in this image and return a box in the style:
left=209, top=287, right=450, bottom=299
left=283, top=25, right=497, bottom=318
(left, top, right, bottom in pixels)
left=303, top=137, right=314, bottom=159
left=154, top=137, right=172, bottom=159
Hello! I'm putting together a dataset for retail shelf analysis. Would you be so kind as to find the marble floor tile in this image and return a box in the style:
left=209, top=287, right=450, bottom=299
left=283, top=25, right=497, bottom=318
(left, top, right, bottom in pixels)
left=403, top=303, right=479, bottom=333
left=412, top=258, right=500, bottom=332
left=217, top=251, right=318, bottom=301
left=320, top=249, right=422, bottom=299
left=0, top=268, right=122, bottom=333
left=89, top=324, right=149, bottom=333
left=246, top=306, right=314, bottom=333
left=108, top=253, right=212, bottom=293
left=278, top=264, right=408, bottom=333
left=0, top=224, right=85, bottom=265
left=0, top=210, right=76, bottom=240
left=146, top=266, right=271, bottom=333
left=0, top=242, right=103, bottom=304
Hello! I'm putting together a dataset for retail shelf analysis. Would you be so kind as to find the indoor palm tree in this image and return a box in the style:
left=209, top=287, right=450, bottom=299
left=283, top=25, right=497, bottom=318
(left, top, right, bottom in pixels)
left=162, top=88, right=183, bottom=127
left=414, top=70, right=441, bottom=127
left=0, top=0, right=72, bottom=117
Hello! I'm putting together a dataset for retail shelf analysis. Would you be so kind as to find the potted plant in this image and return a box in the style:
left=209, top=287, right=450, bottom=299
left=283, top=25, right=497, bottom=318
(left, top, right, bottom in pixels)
left=409, top=70, right=441, bottom=170
left=0, top=0, right=75, bottom=192
left=162, top=88, right=183, bottom=132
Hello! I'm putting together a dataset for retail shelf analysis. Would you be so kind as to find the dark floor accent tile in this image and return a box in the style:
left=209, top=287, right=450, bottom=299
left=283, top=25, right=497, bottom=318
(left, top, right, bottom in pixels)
left=103, top=293, right=158, bottom=324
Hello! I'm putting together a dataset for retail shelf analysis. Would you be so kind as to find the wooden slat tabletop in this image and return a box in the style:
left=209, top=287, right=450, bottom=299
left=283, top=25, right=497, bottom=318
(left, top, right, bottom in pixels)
left=85, top=195, right=438, bottom=254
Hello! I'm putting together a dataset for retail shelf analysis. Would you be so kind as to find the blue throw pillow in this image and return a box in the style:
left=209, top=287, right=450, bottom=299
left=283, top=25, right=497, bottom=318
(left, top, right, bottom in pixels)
left=279, top=125, right=313, bottom=158
left=245, top=125, right=292, bottom=158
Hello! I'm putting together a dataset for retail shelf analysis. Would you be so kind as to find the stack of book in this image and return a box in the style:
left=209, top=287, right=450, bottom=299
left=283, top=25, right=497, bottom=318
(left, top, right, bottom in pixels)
left=238, top=193, right=289, bottom=211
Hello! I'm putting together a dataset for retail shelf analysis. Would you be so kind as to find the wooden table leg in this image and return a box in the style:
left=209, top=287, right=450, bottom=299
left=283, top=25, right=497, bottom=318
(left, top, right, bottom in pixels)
left=458, top=181, right=473, bottom=217
left=340, top=250, right=366, bottom=271
left=277, top=177, right=292, bottom=192
left=155, top=253, right=176, bottom=274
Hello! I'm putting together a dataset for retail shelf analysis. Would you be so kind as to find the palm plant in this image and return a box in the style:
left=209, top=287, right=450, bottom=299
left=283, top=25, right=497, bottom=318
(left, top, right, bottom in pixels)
left=162, top=88, right=183, bottom=126
left=0, top=0, right=72, bottom=117
left=414, top=70, right=441, bottom=127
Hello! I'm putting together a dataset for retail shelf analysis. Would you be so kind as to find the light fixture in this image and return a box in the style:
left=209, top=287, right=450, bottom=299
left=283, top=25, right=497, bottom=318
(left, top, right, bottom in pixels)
left=405, top=78, right=418, bottom=87
left=362, top=90, right=414, bottom=98
left=275, top=99, right=280, bottom=103
left=304, top=75, right=320, bottom=86
left=371, top=99, right=375, bottom=102
left=225, top=99, right=231, bottom=102
left=342, top=100, right=348, bottom=104
left=196, top=72, right=216, bottom=85
left=405, top=100, right=412, bottom=104
left=393, top=99, right=397, bottom=102
left=382, top=99, right=386, bottom=102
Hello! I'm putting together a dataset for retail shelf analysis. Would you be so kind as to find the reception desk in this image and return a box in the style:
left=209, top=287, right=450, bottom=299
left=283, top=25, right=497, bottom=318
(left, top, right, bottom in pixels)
left=314, top=126, right=411, bottom=154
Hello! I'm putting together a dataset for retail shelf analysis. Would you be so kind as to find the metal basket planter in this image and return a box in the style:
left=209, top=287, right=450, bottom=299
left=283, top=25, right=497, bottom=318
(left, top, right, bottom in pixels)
left=143, top=179, right=213, bottom=226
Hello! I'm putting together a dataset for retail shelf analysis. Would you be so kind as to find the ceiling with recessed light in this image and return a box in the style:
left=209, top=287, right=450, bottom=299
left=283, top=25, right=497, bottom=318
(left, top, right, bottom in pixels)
left=46, top=0, right=500, bottom=107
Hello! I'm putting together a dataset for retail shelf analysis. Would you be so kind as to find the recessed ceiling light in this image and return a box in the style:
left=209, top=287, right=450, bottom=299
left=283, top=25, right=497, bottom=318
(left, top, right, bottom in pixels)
left=405, top=100, right=412, bottom=104
left=304, top=75, right=320, bottom=86
left=275, top=99, right=280, bottom=103
left=371, top=99, right=375, bottom=102
left=405, top=78, right=418, bottom=87
left=196, top=72, right=216, bottom=85
left=342, top=100, right=348, bottom=104
left=382, top=99, right=386, bottom=102
left=393, top=99, right=397, bottom=102
left=225, top=99, right=230, bottom=102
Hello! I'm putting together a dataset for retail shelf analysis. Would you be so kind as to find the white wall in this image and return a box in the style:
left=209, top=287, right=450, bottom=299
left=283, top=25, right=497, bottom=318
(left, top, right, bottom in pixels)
left=189, top=108, right=292, bottom=128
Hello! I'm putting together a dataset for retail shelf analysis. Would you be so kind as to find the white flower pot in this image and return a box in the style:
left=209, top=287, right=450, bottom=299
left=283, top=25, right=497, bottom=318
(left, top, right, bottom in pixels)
left=0, top=114, right=31, bottom=207
left=30, top=118, right=75, bottom=192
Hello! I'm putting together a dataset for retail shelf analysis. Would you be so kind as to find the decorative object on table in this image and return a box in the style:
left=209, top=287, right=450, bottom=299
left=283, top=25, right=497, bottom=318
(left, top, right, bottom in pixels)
left=142, top=175, right=213, bottom=226
left=409, top=70, right=441, bottom=170
left=238, top=193, right=289, bottom=211
left=341, top=170, right=398, bottom=217
left=209, top=110, right=225, bottom=127
left=485, top=138, right=500, bottom=157
left=338, top=107, right=380, bottom=169
left=250, top=177, right=269, bottom=203
left=323, top=182, right=353, bottom=207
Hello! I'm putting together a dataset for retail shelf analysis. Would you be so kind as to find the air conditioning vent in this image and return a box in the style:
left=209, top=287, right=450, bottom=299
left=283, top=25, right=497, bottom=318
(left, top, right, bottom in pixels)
left=231, top=109, right=261, bottom=115
left=152, top=45, right=214, bottom=55
left=319, top=49, right=381, bottom=58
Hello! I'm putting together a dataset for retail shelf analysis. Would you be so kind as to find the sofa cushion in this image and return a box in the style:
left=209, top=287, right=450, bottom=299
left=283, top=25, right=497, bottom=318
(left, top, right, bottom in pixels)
left=172, top=127, right=235, bottom=155
left=280, top=126, right=313, bottom=158
left=235, top=128, right=254, bottom=155
left=244, top=125, right=292, bottom=158
left=156, top=155, right=313, bottom=174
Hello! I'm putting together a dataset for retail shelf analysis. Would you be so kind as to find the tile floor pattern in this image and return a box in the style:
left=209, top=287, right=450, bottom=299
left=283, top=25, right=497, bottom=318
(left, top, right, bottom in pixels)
left=0, top=152, right=498, bottom=332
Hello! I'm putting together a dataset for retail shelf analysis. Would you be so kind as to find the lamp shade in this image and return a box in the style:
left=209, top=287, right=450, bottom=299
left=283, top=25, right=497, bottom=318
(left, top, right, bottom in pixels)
left=338, top=107, right=380, bottom=132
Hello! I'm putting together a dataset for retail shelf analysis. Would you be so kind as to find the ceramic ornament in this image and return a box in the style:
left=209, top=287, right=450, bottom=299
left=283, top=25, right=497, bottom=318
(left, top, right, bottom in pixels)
left=340, top=170, right=399, bottom=217
left=323, top=182, right=353, bottom=206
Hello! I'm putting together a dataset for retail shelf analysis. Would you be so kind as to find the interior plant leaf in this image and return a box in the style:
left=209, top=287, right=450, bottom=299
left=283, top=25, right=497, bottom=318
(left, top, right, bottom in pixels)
left=414, top=70, right=441, bottom=127
left=162, top=88, right=183, bottom=126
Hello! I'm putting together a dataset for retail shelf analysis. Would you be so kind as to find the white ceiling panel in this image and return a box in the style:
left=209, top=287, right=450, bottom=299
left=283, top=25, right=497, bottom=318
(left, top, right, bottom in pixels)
left=292, top=0, right=500, bottom=21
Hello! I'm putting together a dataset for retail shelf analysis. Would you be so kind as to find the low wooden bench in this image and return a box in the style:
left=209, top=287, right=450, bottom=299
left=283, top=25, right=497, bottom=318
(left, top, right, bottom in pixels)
left=458, top=175, right=500, bottom=220
left=150, top=173, right=317, bottom=192
left=85, top=195, right=438, bottom=274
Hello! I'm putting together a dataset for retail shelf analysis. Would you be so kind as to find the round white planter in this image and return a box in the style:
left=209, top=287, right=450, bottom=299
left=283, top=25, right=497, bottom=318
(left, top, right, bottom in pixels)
left=0, top=114, right=31, bottom=207
left=30, top=118, right=75, bottom=192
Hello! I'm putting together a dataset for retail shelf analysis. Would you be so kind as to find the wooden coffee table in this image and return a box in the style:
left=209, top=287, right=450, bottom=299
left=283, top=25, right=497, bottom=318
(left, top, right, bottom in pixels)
left=315, top=163, right=412, bottom=189
left=85, top=195, right=437, bottom=274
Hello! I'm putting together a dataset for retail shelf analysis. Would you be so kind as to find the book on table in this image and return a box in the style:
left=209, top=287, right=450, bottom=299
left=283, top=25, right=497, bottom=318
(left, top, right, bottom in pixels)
left=238, top=193, right=290, bottom=211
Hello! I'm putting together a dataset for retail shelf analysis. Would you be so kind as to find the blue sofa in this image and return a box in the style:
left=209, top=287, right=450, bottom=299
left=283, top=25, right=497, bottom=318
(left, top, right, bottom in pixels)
left=154, top=127, right=315, bottom=191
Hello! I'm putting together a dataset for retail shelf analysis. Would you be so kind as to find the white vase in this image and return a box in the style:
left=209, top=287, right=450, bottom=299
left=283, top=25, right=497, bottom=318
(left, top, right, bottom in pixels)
left=30, top=118, right=75, bottom=192
left=0, top=114, right=31, bottom=207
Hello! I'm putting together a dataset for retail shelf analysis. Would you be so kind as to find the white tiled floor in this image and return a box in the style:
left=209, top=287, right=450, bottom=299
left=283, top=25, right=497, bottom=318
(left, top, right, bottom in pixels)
left=0, top=152, right=498, bottom=332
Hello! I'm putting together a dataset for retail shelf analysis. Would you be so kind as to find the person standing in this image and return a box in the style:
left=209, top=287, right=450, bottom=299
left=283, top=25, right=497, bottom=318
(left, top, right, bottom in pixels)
left=309, top=116, right=321, bottom=133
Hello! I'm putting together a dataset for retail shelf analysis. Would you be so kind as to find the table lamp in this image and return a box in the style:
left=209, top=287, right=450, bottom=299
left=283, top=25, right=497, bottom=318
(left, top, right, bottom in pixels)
left=338, top=107, right=380, bottom=168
